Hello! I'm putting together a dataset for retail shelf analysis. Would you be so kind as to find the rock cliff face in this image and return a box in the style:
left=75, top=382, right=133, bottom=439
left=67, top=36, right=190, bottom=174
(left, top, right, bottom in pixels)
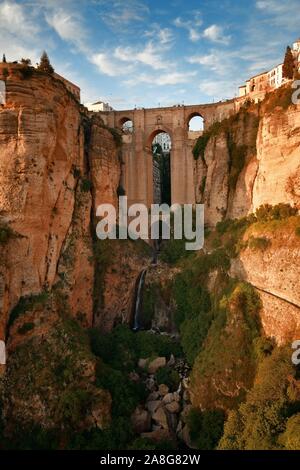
left=230, top=217, right=300, bottom=344
left=0, top=63, right=125, bottom=435
left=0, top=64, right=90, bottom=337
left=193, top=90, right=300, bottom=347
left=0, top=64, right=127, bottom=340
left=195, top=90, right=300, bottom=226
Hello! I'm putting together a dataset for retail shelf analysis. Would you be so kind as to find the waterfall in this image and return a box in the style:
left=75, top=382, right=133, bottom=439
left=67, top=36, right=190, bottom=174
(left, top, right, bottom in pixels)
left=133, top=269, right=147, bottom=331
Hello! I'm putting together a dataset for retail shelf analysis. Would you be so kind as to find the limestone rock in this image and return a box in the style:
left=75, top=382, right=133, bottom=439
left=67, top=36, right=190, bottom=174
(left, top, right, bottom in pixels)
left=146, top=400, right=161, bottom=415
left=131, top=406, right=151, bottom=434
left=165, top=401, right=180, bottom=414
left=152, top=407, right=168, bottom=429
left=148, top=357, right=166, bottom=374
left=158, top=383, right=169, bottom=396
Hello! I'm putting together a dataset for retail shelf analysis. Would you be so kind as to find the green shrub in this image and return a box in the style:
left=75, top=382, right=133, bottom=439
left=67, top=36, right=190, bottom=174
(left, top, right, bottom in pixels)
left=255, top=203, right=297, bottom=222
left=295, top=227, right=300, bottom=237
left=187, top=408, right=225, bottom=449
left=17, top=322, right=35, bottom=334
left=67, top=417, right=134, bottom=450
left=253, top=336, right=275, bottom=361
left=190, top=282, right=262, bottom=410
left=19, top=66, right=34, bottom=79
left=155, top=366, right=180, bottom=391
left=80, top=178, right=92, bottom=192
left=279, top=414, right=300, bottom=450
left=219, top=346, right=299, bottom=450
left=248, top=236, right=271, bottom=251
left=8, top=291, right=49, bottom=329
left=160, top=238, right=192, bottom=264
left=180, top=313, right=211, bottom=365
left=89, top=325, right=181, bottom=371
left=0, top=223, right=14, bottom=245
left=193, top=122, right=222, bottom=161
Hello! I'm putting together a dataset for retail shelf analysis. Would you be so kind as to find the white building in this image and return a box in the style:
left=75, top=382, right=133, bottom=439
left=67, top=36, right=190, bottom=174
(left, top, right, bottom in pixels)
left=238, top=39, right=300, bottom=100
left=85, top=101, right=113, bottom=112
left=153, top=132, right=171, bottom=152
left=267, top=63, right=283, bottom=89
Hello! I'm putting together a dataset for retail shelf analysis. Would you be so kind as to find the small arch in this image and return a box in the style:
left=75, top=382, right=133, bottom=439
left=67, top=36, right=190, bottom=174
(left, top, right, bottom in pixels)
left=187, top=113, right=204, bottom=132
left=147, top=127, right=172, bottom=148
left=119, top=116, right=134, bottom=133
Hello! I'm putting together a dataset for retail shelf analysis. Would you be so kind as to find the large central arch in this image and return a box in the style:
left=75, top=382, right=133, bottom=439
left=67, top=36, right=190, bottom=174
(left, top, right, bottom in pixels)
left=103, top=100, right=239, bottom=207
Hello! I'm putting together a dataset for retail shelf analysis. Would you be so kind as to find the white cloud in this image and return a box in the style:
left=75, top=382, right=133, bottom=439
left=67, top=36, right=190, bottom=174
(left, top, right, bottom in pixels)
left=0, top=0, right=40, bottom=38
left=203, top=25, right=231, bottom=45
left=198, top=79, right=239, bottom=99
left=125, top=71, right=197, bottom=87
left=255, top=0, right=300, bottom=28
left=91, top=52, right=132, bottom=76
left=114, top=42, right=173, bottom=70
left=145, top=25, right=174, bottom=45
left=0, top=1, right=41, bottom=62
left=98, top=0, right=149, bottom=27
left=188, top=53, right=227, bottom=75
left=173, top=16, right=202, bottom=42
left=45, top=8, right=87, bottom=52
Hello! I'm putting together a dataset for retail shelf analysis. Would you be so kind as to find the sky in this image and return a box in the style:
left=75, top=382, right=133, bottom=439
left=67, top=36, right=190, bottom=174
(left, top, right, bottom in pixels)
left=0, top=0, right=300, bottom=110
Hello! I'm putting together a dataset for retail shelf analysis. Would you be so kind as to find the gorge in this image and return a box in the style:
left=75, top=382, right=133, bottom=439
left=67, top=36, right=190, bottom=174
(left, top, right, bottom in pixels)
left=0, top=60, right=300, bottom=450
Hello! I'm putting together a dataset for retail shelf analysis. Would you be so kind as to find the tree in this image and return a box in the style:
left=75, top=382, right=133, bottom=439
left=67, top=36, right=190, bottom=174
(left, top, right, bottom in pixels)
left=283, top=46, right=295, bottom=79
left=2, top=54, right=6, bottom=63
left=21, top=58, right=31, bottom=66
left=37, top=51, right=54, bottom=74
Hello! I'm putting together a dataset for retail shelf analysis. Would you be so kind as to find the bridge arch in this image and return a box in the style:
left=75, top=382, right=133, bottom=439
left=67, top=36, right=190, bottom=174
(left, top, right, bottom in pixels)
left=146, top=127, right=173, bottom=149
left=186, top=112, right=204, bottom=131
left=119, top=116, right=134, bottom=133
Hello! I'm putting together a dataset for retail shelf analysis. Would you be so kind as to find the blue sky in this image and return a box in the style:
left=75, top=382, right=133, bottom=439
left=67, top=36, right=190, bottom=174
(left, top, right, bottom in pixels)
left=0, top=0, right=299, bottom=109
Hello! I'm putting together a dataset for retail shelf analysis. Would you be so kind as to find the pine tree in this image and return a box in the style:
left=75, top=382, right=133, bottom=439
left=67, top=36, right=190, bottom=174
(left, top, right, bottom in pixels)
left=37, top=51, right=54, bottom=74
left=2, top=54, right=6, bottom=63
left=283, top=46, right=295, bottom=79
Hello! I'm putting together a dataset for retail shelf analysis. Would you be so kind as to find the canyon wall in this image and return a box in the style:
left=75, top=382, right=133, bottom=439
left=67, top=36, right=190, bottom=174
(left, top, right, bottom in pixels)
left=194, top=90, right=300, bottom=346
left=195, top=90, right=300, bottom=226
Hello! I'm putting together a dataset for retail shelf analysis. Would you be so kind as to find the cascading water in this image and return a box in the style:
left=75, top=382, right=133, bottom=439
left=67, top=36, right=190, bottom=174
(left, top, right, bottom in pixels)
left=132, top=269, right=147, bottom=331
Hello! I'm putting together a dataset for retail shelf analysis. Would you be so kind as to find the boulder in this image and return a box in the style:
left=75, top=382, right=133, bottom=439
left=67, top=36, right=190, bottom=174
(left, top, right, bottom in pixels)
left=145, top=377, right=156, bottom=392
left=147, top=391, right=160, bottom=401
left=165, top=401, right=180, bottom=414
left=131, top=406, right=151, bottom=434
left=180, top=404, right=193, bottom=424
left=128, top=371, right=140, bottom=382
left=148, top=357, right=166, bottom=374
left=138, top=358, right=147, bottom=369
left=158, top=383, right=169, bottom=396
left=146, top=400, right=161, bottom=415
left=162, top=392, right=174, bottom=404
left=167, top=354, right=175, bottom=367
left=152, top=407, right=169, bottom=429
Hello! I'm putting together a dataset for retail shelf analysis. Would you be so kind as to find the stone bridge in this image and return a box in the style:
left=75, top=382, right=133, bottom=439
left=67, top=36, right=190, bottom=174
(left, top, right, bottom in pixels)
left=104, top=99, right=240, bottom=207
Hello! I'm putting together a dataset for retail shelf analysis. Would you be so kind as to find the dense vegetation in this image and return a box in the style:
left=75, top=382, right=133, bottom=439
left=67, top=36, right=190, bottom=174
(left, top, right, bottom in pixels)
left=160, top=203, right=300, bottom=449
